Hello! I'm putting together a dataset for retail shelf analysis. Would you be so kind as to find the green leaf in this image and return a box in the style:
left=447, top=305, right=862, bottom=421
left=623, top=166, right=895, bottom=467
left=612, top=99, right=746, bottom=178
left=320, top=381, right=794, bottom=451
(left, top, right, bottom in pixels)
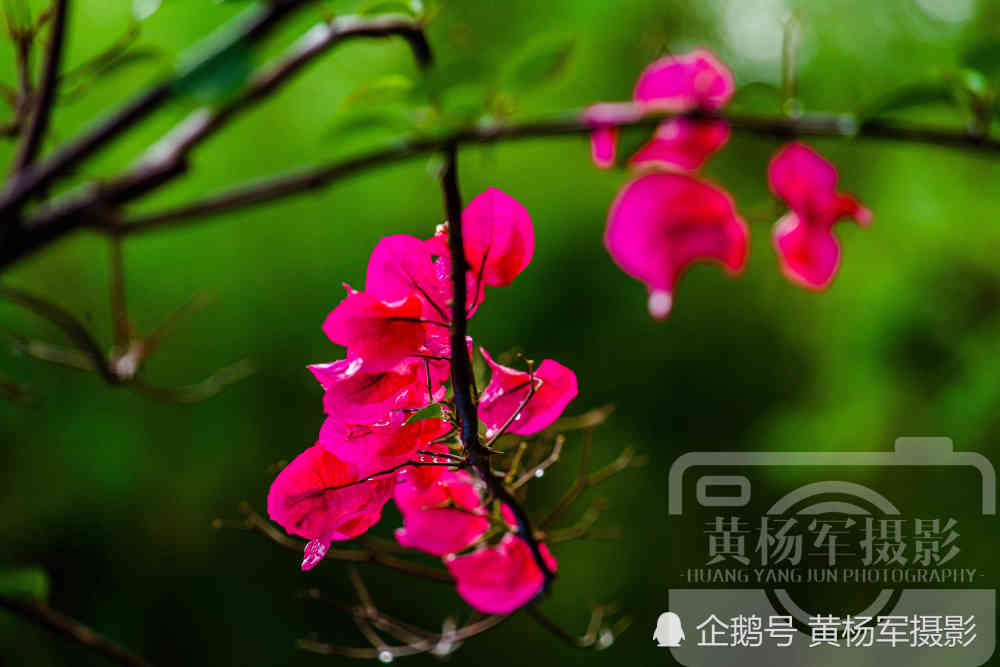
left=413, top=60, right=490, bottom=100
left=727, top=81, right=783, bottom=112
left=327, top=105, right=417, bottom=141
left=503, top=37, right=575, bottom=90
left=358, top=0, right=421, bottom=18
left=860, top=81, right=955, bottom=119
left=0, top=567, right=50, bottom=601
left=404, top=403, right=443, bottom=425
left=342, top=74, right=414, bottom=110
left=962, top=40, right=1000, bottom=79
left=174, top=41, right=253, bottom=103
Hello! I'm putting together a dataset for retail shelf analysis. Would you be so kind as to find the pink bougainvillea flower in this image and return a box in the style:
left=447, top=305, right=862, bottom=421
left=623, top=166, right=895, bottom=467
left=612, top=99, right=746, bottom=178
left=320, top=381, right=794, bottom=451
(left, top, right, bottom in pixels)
left=585, top=50, right=734, bottom=170
left=267, top=444, right=395, bottom=571
left=590, top=126, right=618, bottom=168
left=605, top=172, right=748, bottom=319
left=630, top=49, right=734, bottom=173
left=402, top=442, right=454, bottom=490
left=477, top=347, right=578, bottom=439
left=366, top=234, right=483, bottom=323
left=629, top=118, right=730, bottom=172
left=394, top=469, right=489, bottom=556
left=445, top=534, right=558, bottom=613
left=310, top=356, right=447, bottom=425
left=583, top=102, right=644, bottom=170
left=319, top=414, right=451, bottom=473
left=425, top=188, right=534, bottom=288
left=768, top=142, right=872, bottom=290
left=322, top=287, right=430, bottom=372
left=633, top=48, right=735, bottom=111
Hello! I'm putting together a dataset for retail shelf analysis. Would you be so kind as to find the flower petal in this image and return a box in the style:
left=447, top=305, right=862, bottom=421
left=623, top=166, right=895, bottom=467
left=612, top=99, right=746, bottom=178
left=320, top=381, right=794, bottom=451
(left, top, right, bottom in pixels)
left=633, top=48, right=734, bottom=111
left=458, top=188, right=535, bottom=287
left=266, top=444, right=395, bottom=569
left=604, top=172, right=748, bottom=319
left=310, top=356, right=447, bottom=425
left=366, top=234, right=452, bottom=321
left=772, top=212, right=841, bottom=290
left=319, top=415, right=451, bottom=473
left=590, top=126, right=618, bottom=169
left=394, top=469, right=489, bottom=556
left=477, top=347, right=578, bottom=438
left=768, top=143, right=872, bottom=289
left=322, top=289, right=429, bottom=372
left=445, top=534, right=557, bottom=614
left=629, top=118, right=729, bottom=172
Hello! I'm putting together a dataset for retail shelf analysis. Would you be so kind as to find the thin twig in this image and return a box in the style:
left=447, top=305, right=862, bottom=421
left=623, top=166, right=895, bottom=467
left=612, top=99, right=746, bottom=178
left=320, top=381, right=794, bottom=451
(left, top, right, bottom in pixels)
left=298, top=610, right=509, bottom=659
left=0, top=594, right=155, bottom=667
left=483, top=365, right=536, bottom=447
left=540, top=446, right=643, bottom=530
left=108, top=235, right=130, bottom=348
left=0, top=0, right=317, bottom=218
left=511, top=435, right=564, bottom=491
left=11, top=0, right=68, bottom=172
left=0, top=284, right=120, bottom=383
left=240, top=508, right=454, bottom=582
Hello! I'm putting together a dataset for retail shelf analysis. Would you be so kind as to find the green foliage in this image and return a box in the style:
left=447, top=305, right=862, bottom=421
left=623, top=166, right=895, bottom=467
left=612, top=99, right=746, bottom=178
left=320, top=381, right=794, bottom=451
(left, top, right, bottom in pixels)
left=174, top=41, right=254, bottom=103
left=962, top=40, right=1000, bottom=80
left=860, top=80, right=956, bottom=118
left=728, top=81, right=783, bottom=112
left=502, top=36, right=575, bottom=90
left=404, top=402, right=445, bottom=424
left=358, top=0, right=422, bottom=18
left=342, top=73, right=414, bottom=109
left=0, top=567, right=49, bottom=601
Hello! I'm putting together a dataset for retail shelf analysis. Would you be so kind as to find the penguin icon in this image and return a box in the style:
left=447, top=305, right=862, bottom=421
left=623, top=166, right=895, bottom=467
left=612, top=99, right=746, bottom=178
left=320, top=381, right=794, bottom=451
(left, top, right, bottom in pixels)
left=653, top=612, right=685, bottom=647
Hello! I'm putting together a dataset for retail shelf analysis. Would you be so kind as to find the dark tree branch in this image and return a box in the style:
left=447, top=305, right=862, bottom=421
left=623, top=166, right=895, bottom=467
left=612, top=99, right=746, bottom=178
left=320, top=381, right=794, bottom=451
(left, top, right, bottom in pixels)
left=0, top=0, right=318, bottom=219
left=0, top=594, right=155, bottom=667
left=78, top=108, right=1000, bottom=242
left=0, top=12, right=433, bottom=267
left=11, top=0, right=68, bottom=173
left=439, top=143, right=557, bottom=590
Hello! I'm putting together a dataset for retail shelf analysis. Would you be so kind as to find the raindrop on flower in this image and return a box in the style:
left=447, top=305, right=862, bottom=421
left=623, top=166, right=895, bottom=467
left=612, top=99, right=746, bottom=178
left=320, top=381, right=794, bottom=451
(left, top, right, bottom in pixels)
left=534, top=468, right=544, bottom=478
left=378, top=649, right=394, bottom=663
left=597, top=628, right=614, bottom=649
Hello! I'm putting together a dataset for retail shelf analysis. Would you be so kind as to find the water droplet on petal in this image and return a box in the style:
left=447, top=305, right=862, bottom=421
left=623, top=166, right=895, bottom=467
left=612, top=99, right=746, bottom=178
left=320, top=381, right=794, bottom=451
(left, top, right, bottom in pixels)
left=378, top=649, right=394, bottom=663
left=598, top=628, right=614, bottom=649
left=534, top=468, right=544, bottom=478
left=648, top=290, right=673, bottom=319
left=301, top=539, right=329, bottom=571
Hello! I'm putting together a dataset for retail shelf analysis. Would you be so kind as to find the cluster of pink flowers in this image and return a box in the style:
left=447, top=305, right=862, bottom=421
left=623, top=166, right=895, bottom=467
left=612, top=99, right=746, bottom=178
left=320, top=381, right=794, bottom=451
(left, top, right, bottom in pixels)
left=267, top=188, right=577, bottom=614
left=587, top=49, right=872, bottom=319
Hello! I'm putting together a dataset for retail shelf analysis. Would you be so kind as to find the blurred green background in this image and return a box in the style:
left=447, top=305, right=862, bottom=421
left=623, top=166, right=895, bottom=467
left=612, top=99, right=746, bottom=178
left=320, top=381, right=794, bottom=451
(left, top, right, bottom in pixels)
left=2, top=0, right=1000, bottom=664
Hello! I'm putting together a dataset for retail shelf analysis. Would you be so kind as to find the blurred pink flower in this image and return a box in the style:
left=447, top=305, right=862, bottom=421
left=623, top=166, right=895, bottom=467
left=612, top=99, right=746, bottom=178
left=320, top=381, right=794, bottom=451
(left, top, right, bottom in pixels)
left=604, top=172, right=748, bottom=319
left=768, top=142, right=872, bottom=290
left=629, top=118, right=730, bottom=172
left=585, top=48, right=734, bottom=170
left=633, top=48, right=734, bottom=111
